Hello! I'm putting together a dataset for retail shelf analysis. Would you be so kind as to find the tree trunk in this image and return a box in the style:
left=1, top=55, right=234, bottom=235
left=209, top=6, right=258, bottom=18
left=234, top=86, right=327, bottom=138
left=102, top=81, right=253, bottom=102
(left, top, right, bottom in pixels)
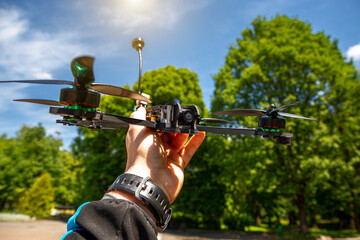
left=350, top=191, right=360, bottom=232
left=289, top=211, right=297, bottom=225
left=296, top=186, right=308, bottom=234
left=338, top=210, right=345, bottom=230
left=254, top=200, right=262, bottom=226
left=310, top=209, right=318, bottom=229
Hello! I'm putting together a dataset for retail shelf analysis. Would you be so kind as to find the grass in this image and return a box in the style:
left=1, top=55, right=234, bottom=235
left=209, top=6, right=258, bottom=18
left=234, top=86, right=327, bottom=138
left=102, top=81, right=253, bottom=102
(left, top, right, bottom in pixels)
left=0, top=213, right=34, bottom=222
left=243, top=224, right=360, bottom=239
left=308, top=228, right=359, bottom=238
left=275, top=227, right=359, bottom=239
left=244, top=224, right=273, bottom=232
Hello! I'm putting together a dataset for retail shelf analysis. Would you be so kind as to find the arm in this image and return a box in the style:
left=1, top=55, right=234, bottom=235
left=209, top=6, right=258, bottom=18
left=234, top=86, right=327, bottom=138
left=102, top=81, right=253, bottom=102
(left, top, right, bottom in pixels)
left=111, top=106, right=205, bottom=203
left=108, top=106, right=205, bottom=227
left=62, top=107, right=205, bottom=239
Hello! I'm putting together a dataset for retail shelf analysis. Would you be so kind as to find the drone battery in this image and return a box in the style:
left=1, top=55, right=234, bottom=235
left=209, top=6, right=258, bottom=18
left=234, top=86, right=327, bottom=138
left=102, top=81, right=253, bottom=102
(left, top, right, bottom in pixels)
left=59, top=88, right=100, bottom=107
left=276, top=136, right=292, bottom=145
left=258, top=116, right=286, bottom=129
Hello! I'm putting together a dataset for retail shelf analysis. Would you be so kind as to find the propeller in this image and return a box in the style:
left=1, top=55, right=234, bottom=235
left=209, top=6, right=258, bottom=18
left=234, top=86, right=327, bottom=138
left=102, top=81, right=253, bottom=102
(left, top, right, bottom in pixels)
left=0, top=56, right=151, bottom=104
left=88, top=83, right=150, bottom=102
left=212, top=102, right=316, bottom=121
left=14, top=99, right=65, bottom=106
left=0, top=80, right=73, bottom=85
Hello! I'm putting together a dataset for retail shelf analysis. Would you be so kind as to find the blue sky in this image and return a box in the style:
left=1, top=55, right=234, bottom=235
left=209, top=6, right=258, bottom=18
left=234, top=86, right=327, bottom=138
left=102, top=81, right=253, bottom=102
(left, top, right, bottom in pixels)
left=0, top=0, right=359, bottom=149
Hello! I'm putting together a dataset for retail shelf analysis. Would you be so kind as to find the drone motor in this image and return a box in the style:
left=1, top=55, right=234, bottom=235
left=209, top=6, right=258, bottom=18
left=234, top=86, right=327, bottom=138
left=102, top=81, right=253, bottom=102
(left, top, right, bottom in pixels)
left=59, top=88, right=101, bottom=107
left=258, top=116, right=286, bottom=130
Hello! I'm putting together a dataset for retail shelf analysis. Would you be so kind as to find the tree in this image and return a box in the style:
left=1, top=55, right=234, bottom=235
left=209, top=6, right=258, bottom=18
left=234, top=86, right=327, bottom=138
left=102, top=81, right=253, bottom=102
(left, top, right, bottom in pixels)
left=0, top=135, right=17, bottom=209
left=140, top=65, right=206, bottom=114
left=56, top=151, right=83, bottom=205
left=0, top=124, right=79, bottom=211
left=17, top=172, right=55, bottom=218
left=212, top=15, right=359, bottom=233
left=71, top=94, right=132, bottom=202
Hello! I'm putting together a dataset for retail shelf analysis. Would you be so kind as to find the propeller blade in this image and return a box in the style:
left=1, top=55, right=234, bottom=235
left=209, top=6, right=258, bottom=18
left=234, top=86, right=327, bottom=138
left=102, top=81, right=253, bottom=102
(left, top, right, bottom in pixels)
left=0, top=80, right=73, bottom=85
left=201, top=118, right=233, bottom=124
left=212, top=109, right=265, bottom=116
left=276, top=102, right=299, bottom=112
left=278, top=112, right=317, bottom=121
left=71, top=56, right=95, bottom=87
left=14, top=99, right=65, bottom=106
left=89, top=83, right=151, bottom=103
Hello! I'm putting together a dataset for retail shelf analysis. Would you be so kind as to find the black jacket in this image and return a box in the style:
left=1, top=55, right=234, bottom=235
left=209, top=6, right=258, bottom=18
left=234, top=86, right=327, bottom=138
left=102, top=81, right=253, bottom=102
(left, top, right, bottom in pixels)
left=61, top=199, right=158, bottom=240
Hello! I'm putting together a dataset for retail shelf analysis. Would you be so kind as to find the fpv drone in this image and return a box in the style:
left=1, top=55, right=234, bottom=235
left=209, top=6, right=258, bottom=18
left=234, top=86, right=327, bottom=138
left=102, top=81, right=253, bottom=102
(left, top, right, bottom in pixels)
left=0, top=38, right=316, bottom=145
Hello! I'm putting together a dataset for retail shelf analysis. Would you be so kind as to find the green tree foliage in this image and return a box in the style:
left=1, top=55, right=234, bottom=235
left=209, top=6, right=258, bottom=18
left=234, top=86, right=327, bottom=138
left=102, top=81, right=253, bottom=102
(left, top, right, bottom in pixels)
left=212, top=15, right=359, bottom=233
left=56, top=151, right=84, bottom=205
left=0, top=135, right=18, bottom=209
left=17, top=172, right=55, bottom=218
left=0, top=124, right=79, bottom=211
left=140, top=65, right=206, bottom=114
left=71, top=94, right=132, bottom=202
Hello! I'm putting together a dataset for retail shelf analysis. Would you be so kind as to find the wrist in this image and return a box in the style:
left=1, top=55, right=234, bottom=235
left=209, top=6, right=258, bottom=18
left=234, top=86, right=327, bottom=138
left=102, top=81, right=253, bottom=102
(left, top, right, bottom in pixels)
left=107, top=173, right=172, bottom=231
left=124, top=168, right=170, bottom=201
left=106, top=190, right=156, bottom=223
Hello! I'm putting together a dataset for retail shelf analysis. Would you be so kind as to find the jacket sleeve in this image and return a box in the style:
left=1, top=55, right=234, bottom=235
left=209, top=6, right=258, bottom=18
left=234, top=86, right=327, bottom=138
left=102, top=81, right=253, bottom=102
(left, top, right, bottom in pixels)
left=60, top=198, right=158, bottom=240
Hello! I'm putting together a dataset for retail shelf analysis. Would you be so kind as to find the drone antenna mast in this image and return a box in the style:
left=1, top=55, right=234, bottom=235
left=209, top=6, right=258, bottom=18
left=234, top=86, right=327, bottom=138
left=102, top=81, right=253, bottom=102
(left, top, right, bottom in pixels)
left=132, top=37, right=145, bottom=95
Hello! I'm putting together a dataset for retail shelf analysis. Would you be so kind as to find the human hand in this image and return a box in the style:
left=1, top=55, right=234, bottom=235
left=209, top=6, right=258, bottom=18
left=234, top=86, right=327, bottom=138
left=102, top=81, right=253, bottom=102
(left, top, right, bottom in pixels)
left=124, top=107, right=205, bottom=203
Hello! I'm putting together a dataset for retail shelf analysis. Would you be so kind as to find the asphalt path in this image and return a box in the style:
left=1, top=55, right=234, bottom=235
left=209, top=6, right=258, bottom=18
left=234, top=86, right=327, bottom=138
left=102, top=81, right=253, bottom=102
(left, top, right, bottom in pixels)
left=0, top=220, right=275, bottom=240
left=1, top=220, right=360, bottom=240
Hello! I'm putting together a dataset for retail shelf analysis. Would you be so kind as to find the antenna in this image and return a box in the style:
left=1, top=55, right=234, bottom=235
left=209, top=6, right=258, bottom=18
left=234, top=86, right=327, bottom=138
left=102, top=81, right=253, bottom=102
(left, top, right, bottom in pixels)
left=132, top=37, right=145, bottom=94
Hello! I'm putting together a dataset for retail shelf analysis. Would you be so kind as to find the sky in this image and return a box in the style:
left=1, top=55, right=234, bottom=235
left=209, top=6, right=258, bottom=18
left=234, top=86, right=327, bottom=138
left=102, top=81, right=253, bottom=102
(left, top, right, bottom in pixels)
left=0, top=0, right=359, bottom=150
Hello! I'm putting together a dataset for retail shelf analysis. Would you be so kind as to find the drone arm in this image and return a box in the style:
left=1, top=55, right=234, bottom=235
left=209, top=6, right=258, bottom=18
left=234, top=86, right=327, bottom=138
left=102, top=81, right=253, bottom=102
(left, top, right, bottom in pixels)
left=102, top=113, right=157, bottom=128
left=197, top=126, right=293, bottom=138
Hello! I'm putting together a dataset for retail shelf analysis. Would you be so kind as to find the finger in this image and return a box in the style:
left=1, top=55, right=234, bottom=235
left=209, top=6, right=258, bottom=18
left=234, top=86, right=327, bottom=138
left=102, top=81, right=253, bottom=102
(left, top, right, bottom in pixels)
left=127, top=107, right=148, bottom=137
left=129, top=106, right=146, bottom=120
left=170, top=133, right=189, bottom=151
left=181, top=131, right=206, bottom=167
left=160, top=133, right=171, bottom=150
left=160, top=133, right=169, bottom=143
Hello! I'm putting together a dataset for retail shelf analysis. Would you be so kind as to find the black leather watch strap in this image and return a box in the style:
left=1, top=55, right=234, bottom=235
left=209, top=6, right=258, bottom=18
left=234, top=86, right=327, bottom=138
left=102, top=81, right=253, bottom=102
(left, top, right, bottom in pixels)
left=108, top=173, right=172, bottom=230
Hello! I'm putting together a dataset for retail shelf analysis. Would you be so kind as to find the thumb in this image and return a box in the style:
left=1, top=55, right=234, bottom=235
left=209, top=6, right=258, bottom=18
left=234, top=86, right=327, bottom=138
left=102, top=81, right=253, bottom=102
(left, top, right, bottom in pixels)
left=129, top=106, right=146, bottom=120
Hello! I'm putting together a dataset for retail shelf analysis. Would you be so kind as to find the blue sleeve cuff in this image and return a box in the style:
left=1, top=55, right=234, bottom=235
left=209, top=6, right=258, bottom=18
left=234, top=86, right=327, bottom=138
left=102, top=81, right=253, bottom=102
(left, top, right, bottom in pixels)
left=67, top=202, right=90, bottom=231
left=60, top=202, right=90, bottom=240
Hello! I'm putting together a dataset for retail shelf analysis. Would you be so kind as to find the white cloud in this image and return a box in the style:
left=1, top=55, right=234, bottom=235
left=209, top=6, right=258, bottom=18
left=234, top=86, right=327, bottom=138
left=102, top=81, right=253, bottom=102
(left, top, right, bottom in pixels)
left=0, top=8, right=27, bottom=42
left=0, top=7, right=88, bottom=80
left=0, top=7, right=91, bottom=147
left=347, top=43, right=360, bottom=61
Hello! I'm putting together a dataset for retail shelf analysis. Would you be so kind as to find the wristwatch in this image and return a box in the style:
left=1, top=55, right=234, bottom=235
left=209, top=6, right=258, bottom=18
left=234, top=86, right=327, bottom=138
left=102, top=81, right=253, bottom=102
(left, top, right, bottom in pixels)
left=107, top=173, right=172, bottom=230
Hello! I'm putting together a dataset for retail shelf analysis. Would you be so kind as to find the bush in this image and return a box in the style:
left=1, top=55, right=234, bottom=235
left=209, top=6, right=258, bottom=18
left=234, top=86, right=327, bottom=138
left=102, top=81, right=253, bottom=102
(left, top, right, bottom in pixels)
left=17, top=172, right=55, bottom=218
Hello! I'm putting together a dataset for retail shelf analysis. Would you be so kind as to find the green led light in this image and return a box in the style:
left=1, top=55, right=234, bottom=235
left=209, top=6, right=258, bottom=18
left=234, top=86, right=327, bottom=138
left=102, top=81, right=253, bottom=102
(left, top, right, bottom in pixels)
left=259, top=127, right=281, bottom=132
left=63, top=117, right=77, bottom=122
left=64, top=104, right=96, bottom=112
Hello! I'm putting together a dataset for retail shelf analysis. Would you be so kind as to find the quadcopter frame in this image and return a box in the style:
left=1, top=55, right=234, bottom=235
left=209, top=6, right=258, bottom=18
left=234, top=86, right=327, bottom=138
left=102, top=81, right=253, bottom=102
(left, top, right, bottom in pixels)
left=49, top=105, right=293, bottom=145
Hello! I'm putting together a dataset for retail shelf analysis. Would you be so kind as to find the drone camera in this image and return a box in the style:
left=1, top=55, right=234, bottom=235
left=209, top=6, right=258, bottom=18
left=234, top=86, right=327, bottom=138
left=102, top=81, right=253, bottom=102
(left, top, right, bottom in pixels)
left=176, top=105, right=200, bottom=125
left=183, top=111, right=195, bottom=123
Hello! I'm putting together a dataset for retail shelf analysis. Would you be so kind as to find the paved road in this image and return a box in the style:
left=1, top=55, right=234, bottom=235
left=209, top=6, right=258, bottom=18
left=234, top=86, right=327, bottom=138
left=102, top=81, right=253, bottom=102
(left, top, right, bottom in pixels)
left=0, top=220, right=275, bottom=240
left=1, top=220, right=360, bottom=240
